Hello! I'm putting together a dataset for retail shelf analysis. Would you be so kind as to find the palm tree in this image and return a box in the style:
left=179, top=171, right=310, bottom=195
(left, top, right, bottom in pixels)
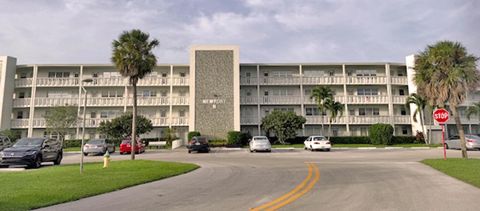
left=325, top=99, right=344, bottom=140
left=414, top=41, right=479, bottom=159
left=112, top=29, right=159, bottom=160
left=466, top=102, right=480, bottom=125
left=310, top=86, right=334, bottom=135
left=405, top=93, right=428, bottom=144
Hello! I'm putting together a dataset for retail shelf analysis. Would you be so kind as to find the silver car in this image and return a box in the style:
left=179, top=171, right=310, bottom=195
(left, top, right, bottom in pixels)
left=83, top=139, right=115, bottom=156
left=249, top=136, right=271, bottom=153
left=445, top=135, right=480, bottom=150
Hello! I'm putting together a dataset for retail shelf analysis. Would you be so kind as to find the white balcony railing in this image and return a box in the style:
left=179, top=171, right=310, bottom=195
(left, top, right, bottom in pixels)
left=151, top=118, right=169, bottom=126
left=240, top=77, right=258, bottom=85
left=135, top=97, right=170, bottom=106
left=302, top=76, right=345, bottom=85
left=347, top=76, right=387, bottom=84
left=260, top=77, right=301, bottom=85
left=171, top=77, right=189, bottom=86
left=14, top=78, right=33, bottom=87
left=305, top=116, right=348, bottom=124
left=11, top=119, right=29, bottom=128
left=346, top=95, right=389, bottom=104
left=392, top=95, right=408, bottom=104
left=36, top=77, right=79, bottom=87
left=13, top=98, right=31, bottom=107
left=171, top=97, right=189, bottom=105
left=391, top=76, right=408, bottom=85
left=87, top=77, right=125, bottom=86
left=137, top=76, right=169, bottom=86
left=240, top=96, right=258, bottom=104
left=34, top=97, right=79, bottom=107
left=88, top=97, right=124, bottom=106
left=349, top=116, right=391, bottom=124
left=304, top=96, right=346, bottom=104
left=241, top=116, right=258, bottom=125
left=171, top=117, right=188, bottom=126
left=394, top=116, right=411, bottom=124
left=262, top=96, right=302, bottom=104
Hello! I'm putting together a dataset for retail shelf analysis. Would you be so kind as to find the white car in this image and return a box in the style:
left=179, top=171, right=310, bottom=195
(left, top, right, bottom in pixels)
left=445, top=135, right=480, bottom=150
left=249, top=136, right=272, bottom=152
left=304, top=136, right=331, bottom=151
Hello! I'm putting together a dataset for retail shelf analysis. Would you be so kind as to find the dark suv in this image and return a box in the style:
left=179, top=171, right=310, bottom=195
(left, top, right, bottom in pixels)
left=187, top=136, right=210, bottom=153
left=0, top=137, right=63, bottom=168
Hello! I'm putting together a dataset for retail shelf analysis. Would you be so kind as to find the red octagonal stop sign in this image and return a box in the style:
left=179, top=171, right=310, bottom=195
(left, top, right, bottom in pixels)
left=433, top=108, right=449, bottom=123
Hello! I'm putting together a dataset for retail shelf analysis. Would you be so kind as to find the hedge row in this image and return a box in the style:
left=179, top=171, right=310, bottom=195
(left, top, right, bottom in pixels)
left=63, top=138, right=167, bottom=148
left=267, top=136, right=416, bottom=145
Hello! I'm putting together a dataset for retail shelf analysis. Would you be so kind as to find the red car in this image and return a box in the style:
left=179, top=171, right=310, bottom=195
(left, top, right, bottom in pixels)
left=119, top=138, right=145, bottom=154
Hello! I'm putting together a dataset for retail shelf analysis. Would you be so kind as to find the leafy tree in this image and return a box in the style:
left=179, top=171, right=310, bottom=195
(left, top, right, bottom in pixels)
left=324, top=99, right=344, bottom=139
left=414, top=41, right=480, bottom=159
left=466, top=102, right=480, bottom=124
left=98, top=113, right=153, bottom=140
left=0, top=129, right=21, bottom=142
left=163, top=128, right=177, bottom=147
left=405, top=93, right=428, bottom=144
left=44, top=106, right=78, bottom=141
left=112, top=29, right=159, bottom=160
left=261, top=111, right=306, bottom=144
left=369, top=123, right=394, bottom=145
left=188, top=131, right=201, bottom=141
left=310, top=86, right=334, bottom=135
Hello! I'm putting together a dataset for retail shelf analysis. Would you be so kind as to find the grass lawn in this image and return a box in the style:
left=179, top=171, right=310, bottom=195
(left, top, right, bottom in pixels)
left=271, top=143, right=441, bottom=148
left=0, top=160, right=199, bottom=211
left=422, top=158, right=480, bottom=188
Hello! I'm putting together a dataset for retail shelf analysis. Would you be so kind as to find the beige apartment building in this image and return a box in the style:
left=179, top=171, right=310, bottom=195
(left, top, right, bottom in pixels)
left=0, top=46, right=478, bottom=142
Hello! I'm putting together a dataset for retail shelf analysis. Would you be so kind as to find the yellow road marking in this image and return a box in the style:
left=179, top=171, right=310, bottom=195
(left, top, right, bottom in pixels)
left=266, top=164, right=320, bottom=210
left=250, top=163, right=319, bottom=211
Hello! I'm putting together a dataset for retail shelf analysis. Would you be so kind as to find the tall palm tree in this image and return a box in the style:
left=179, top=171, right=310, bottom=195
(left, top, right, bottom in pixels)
left=414, top=41, right=479, bottom=159
left=112, top=29, right=159, bottom=160
left=325, top=99, right=344, bottom=140
left=466, top=102, right=480, bottom=125
left=405, top=93, right=428, bottom=144
left=310, top=86, right=334, bottom=135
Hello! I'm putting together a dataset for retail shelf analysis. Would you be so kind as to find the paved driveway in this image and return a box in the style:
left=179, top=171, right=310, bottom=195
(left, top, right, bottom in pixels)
left=38, top=148, right=480, bottom=211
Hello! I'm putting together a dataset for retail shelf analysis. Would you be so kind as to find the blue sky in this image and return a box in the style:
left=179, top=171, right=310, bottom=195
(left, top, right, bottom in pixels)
left=0, top=0, right=478, bottom=64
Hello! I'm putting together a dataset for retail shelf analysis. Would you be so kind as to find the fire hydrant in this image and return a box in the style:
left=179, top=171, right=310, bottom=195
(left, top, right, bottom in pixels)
left=103, top=150, right=110, bottom=168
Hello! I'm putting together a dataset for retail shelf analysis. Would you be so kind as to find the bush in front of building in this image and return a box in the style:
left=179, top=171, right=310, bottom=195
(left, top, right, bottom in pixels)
left=188, top=131, right=201, bottom=141
left=209, top=139, right=227, bottom=147
left=227, top=131, right=242, bottom=146
left=369, top=124, right=394, bottom=145
left=391, top=136, right=417, bottom=144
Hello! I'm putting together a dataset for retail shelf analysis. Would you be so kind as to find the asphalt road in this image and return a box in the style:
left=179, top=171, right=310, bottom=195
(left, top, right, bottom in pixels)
left=37, top=148, right=480, bottom=211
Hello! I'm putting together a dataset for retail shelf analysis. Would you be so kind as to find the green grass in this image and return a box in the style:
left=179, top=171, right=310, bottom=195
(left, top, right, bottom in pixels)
left=64, top=147, right=81, bottom=152
left=0, top=160, right=199, bottom=211
left=422, top=158, right=480, bottom=188
left=271, top=143, right=441, bottom=148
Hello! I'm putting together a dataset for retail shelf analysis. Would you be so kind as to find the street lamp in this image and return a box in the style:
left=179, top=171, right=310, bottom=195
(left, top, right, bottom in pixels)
left=80, top=78, right=93, bottom=174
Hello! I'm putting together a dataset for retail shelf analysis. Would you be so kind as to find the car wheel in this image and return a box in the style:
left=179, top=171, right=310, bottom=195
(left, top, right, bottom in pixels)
left=30, top=156, right=42, bottom=169
left=119, top=151, right=124, bottom=155
left=326, top=148, right=331, bottom=152
left=445, top=144, right=449, bottom=149
left=54, top=153, right=62, bottom=165
left=310, top=146, right=314, bottom=151
left=188, top=150, right=191, bottom=153
left=304, top=146, right=307, bottom=150
left=250, top=149, right=253, bottom=153
left=83, top=152, right=88, bottom=156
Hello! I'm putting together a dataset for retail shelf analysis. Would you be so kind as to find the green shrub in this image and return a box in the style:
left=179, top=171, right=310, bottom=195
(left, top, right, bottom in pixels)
left=209, top=139, right=227, bottom=147
left=239, top=132, right=253, bottom=145
left=63, top=139, right=83, bottom=148
left=391, top=136, right=417, bottom=144
left=188, top=131, right=201, bottom=141
left=227, top=131, right=242, bottom=146
left=329, top=136, right=371, bottom=144
left=369, top=124, right=394, bottom=145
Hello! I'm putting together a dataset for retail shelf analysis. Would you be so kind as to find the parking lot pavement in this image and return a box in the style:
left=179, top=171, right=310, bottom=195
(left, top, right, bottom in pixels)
left=35, top=148, right=480, bottom=211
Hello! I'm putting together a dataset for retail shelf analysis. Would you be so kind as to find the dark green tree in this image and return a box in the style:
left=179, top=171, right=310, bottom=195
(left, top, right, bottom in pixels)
left=414, top=41, right=479, bottom=158
left=0, top=129, right=21, bottom=142
left=98, top=113, right=153, bottom=140
left=261, top=111, right=306, bottom=144
left=44, top=106, right=78, bottom=141
left=405, top=93, right=428, bottom=144
left=310, top=86, right=334, bottom=135
left=324, top=99, right=344, bottom=139
left=369, top=123, right=394, bottom=145
left=112, top=29, right=159, bottom=160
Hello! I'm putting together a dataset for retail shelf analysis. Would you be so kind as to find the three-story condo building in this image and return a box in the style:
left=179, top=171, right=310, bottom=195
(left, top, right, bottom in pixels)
left=0, top=46, right=479, bottom=143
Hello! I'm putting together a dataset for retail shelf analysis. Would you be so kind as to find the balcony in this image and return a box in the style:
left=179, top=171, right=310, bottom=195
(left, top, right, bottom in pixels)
left=171, top=77, right=189, bottom=86
left=171, top=117, right=188, bottom=126
left=171, top=97, right=189, bottom=105
left=15, top=78, right=33, bottom=87
left=394, top=115, right=411, bottom=124
left=346, top=95, right=389, bottom=104
left=392, top=95, right=408, bottom=104
left=240, top=77, right=258, bottom=85
left=391, top=76, right=408, bottom=85
left=347, top=76, right=387, bottom=84
left=241, top=116, right=259, bottom=125
left=305, top=116, right=348, bottom=124
left=302, top=76, right=344, bottom=85
left=260, top=76, right=301, bottom=85
left=87, top=97, right=124, bottom=106
left=34, top=97, right=79, bottom=107
left=11, top=119, right=29, bottom=128
left=134, top=97, right=170, bottom=106
left=86, top=77, right=125, bottom=86
left=304, top=96, right=346, bottom=104
left=241, top=96, right=258, bottom=104
left=36, top=77, right=79, bottom=87
left=13, top=98, right=31, bottom=108
left=349, top=116, right=391, bottom=124
left=261, top=96, right=302, bottom=104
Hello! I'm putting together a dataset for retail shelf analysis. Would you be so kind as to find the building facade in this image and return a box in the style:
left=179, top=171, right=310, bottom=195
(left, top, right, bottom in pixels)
left=0, top=46, right=479, bottom=142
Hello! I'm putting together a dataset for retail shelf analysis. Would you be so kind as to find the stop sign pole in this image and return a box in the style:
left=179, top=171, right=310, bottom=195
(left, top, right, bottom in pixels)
left=433, top=108, right=449, bottom=160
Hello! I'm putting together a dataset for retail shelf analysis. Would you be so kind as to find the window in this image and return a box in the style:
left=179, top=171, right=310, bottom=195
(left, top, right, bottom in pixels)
left=274, top=108, right=294, bottom=112
left=329, top=71, right=334, bottom=76
left=398, top=73, right=404, bottom=76
left=246, top=92, right=251, bottom=96
left=359, top=108, right=380, bottom=116
left=17, top=111, right=23, bottom=119
left=55, top=72, right=63, bottom=77
left=356, top=70, right=377, bottom=76
left=264, top=73, right=269, bottom=77
left=48, top=72, right=56, bottom=78
left=264, top=91, right=269, bottom=96
left=162, top=73, right=167, bottom=77
left=179, top=91, right=186, bottom=97
left=161, top=92, right=167, bottom=97
left=100, top=112, right=108, bottom=118
left=357, top=88, right=378, bottom=96
left=402, top=126, right=408, bottom=135
left=180, top=73, right=186, bottom=77
left=246, top=72, right=251, bottom=77
left=90, top=112, right=96, bottom=118
left=399, top=89, right=405, bottom=96
left=401, top=108, right=407, bottom=115
left=18, top=92, right=25, bottom=98
left=93, top=73, right=98, bottom=78
left=20, top=73, right=27, bottom=78
left=305, top=107, right=320, bottom=116
left=160, top=111, right=167, bottom=117
left=74, top=73, right=79, bottom=77
left=179, top=110, right=185, bottom=117
left=63, top=72, right=70, bottom=78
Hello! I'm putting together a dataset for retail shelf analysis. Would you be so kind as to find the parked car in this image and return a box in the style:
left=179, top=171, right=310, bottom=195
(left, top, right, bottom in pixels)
left=445, top=135, right=480, bottom=150
left=0, top=137, right=63, bottom=168
left=249, top=136, right=272, bottom=152
left=119, top=137, right=145, bottom=154
left=83, top=139, right=115, bottom=156
left=304, top=136, right=331, bottom=151
left=0, top=136, right=12, bottom=152
left=187, top=136, right=210, bottom=153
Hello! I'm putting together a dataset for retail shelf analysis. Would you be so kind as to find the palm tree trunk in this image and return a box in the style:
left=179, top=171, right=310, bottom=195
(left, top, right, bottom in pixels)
left=131, top=82, right=137, bottom=160
left=451, top=106, right=468, bottom=159
left=321, top=109, right=325, bottom=136
left=328, top=120, right=332, bottom=140
left=419, top=110, right=427, bottom=144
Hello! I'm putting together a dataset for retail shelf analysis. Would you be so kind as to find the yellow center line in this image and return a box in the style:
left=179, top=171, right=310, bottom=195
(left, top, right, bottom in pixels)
left=266, top=164, right=320, bottom=211
left=250, top=163, right=316, bottom=211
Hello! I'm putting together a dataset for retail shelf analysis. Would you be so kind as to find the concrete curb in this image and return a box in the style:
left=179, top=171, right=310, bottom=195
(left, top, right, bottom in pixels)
left=410, top=147, right=431, bottom=150
left=274, top=147, right=296, bottom=150
left=0, top=168, right=25, bottom=172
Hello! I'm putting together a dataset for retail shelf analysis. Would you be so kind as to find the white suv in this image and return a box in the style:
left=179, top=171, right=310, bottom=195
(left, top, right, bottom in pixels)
left=304, top=136, right=331, bottom=151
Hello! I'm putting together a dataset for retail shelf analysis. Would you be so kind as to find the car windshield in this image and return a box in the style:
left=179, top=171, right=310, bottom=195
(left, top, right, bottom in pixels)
left=313, top=137, right=326, bottom=141
left=253, top=137, right=268, bottom=140
left=87, top=139, right=104, bottom=144
left=195, top=137, right=208, bottom=143
left=466, top=135, right=480, bottom=140
left=13, top=138, right=44, bottom=147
